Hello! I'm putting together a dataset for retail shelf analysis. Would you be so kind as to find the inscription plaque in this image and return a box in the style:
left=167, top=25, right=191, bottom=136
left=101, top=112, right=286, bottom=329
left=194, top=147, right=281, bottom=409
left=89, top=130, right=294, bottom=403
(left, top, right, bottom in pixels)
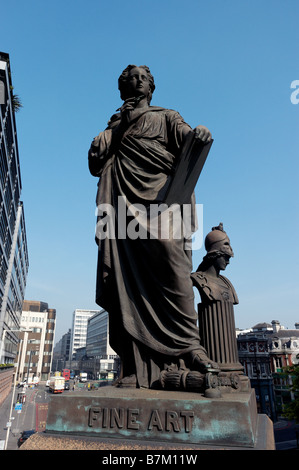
left=88, top=407, right=194, bottom=433
left=45, top=387, right=261, bottom=447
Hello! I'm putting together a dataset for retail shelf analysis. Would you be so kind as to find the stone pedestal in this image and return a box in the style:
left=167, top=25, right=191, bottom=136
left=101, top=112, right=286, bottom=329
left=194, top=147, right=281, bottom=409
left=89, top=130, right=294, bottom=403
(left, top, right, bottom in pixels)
left=198, top=301, right=243, bottom=372
left=42, top=386, right=275, bottom=450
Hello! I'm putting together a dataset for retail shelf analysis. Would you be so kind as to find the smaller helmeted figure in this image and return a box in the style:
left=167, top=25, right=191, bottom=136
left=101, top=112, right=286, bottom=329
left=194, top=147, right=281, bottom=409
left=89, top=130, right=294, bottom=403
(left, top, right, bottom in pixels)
left=191, top=223, right=250, bottom=393
left=192, top=223, right=238, bottom=306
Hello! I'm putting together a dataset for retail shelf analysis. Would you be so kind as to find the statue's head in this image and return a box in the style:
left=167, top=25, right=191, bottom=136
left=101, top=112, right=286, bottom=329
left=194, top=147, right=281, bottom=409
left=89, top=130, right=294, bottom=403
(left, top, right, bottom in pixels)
left=204, top=223, right=234, bottom=258
left=196, top=223, right=234, bottom=273
left=118, top=64, right=155, bottom=104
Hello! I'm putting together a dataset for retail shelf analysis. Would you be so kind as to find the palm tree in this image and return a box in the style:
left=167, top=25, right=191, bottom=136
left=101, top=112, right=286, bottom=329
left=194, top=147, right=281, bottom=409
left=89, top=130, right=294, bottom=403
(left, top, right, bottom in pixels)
left=12, top=92, right=23, bottom=112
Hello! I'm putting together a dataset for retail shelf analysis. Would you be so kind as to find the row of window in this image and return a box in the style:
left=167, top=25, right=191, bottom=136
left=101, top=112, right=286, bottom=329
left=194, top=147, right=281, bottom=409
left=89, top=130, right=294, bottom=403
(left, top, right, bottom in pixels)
left=24, top=362, right=52, bottom=368
left=21, top=316, right=45, bottom=323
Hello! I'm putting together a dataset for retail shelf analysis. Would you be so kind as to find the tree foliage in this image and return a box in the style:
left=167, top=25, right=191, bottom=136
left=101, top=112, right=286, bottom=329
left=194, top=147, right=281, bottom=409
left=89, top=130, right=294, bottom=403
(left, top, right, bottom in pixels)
left=282, top=364, right=299, bottom=423
left=9, top=85, right=23, bottom=112
left=12, top=93, right=23, bottom=112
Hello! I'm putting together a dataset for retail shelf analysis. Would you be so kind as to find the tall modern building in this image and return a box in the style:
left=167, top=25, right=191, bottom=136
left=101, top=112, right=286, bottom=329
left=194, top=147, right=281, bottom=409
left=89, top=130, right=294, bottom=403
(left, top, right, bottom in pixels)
left=85, top=309, right=118, bottom=380
left=52, top=328, right=71, bottom=369
left=69, top=309, right=101, bottom=360
left=0, top=52, right=29, bottom=363
left=86, top=309, right=116, bottom=358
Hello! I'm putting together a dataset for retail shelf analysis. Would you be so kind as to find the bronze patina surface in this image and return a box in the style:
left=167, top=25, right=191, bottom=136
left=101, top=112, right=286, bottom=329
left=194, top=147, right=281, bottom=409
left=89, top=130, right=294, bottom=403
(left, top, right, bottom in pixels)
left=43, top=387, right=275, bottom=449
left=88, top=65, right=215, bottom=390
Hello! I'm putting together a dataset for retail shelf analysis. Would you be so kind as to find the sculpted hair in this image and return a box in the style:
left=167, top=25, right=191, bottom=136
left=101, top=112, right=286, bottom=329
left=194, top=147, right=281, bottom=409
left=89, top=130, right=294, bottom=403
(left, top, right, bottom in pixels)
left=118, top=65, right=156, bottom=103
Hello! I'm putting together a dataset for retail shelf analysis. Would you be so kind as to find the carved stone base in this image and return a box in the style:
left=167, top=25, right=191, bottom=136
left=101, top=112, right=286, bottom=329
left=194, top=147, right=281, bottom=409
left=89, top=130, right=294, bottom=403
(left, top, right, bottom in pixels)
left=159, top=361, right=250, bottom=397
left=44, top=386, right=274, bottom=449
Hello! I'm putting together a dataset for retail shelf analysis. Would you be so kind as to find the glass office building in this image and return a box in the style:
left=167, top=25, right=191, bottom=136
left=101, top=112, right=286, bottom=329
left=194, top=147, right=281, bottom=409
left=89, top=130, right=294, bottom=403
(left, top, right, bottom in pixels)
left=69, top=309, right=101, bottom=360
left=86, top=309, right=116, bottom=358
left=0, top=52, right=29, bottom=363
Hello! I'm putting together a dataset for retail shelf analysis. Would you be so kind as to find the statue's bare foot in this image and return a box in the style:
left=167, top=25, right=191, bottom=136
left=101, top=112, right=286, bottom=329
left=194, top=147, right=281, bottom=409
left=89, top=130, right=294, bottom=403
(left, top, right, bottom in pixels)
left=116, top=374, right=137, bottom=388
left=188, top=349, right=219, bottom=373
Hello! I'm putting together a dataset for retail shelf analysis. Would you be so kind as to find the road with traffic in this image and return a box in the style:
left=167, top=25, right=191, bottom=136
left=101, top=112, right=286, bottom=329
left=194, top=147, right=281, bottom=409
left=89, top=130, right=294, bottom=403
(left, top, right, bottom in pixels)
left=0, top=382, right=50, bottom=450
left=0, top=379, right=96, bottom=450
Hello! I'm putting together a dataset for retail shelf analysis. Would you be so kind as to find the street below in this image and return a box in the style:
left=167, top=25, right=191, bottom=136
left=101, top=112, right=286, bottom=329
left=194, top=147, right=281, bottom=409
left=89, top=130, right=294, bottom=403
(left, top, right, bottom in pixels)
left=0, top=382, right=50, bottom=450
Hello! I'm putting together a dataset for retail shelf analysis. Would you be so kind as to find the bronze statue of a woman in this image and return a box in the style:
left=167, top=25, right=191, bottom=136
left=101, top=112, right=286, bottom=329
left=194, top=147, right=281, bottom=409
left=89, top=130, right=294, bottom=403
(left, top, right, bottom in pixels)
left=88, top=64, right=216, bottom=389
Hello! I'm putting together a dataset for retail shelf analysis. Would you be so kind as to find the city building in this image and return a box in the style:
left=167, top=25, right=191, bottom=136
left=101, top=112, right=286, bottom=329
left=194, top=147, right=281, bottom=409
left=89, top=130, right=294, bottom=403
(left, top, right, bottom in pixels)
left=269, top=321, right=299, bottom=414
left=15, top=300, right=56, bottom=382
left=237, top=320, right=299, bottom=420
left=86, top=309, right=114, bottom=358
left=0, top=51, right=29, bottom=364
left=69, top=309, right=101, bottom=360
left=85, top=309, right=118, bottom=379
left=52, top=328, right=71, bottom=371
left=237, top=323, right=276, bottom=420
left=55, top=309, right=119, bottom=380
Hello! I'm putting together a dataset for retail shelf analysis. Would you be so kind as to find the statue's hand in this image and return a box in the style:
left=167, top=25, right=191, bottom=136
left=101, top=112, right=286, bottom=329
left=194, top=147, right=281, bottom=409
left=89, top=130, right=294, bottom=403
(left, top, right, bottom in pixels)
left=117, top=99, right=133, bottom=124
left=194, top=125, right=212, bottom=142
left=119, top=97, right=137, bottom=115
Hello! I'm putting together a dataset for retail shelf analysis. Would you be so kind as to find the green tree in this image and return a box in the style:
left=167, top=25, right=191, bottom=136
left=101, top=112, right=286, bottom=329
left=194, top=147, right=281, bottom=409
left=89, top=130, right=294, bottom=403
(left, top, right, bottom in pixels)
left=282, top=364, right=299, bottom=423
left=9, top=85, right=23, bottom=112
left=12, top=93, right=23, bottom=112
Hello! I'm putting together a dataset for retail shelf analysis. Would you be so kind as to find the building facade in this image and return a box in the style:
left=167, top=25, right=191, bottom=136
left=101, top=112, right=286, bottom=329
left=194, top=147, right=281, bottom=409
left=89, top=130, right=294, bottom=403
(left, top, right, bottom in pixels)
left=69, top=309, right=101, bottom=360
left=85, top=309, right=118, bottom=379
left=237, top=320, right=299, bottom=420
left=86, top=309, right=115, bottom=358
left=52, top=328, right=71, bottom=371
left=237, top=323, right=277, bottom=420
left=0, top=51, right=29, bottom=364
left=56, top=309, right=119, bottom=380
left=269, top=321, right=299, bottom=414
left=15, top=300, right=56, bottom=381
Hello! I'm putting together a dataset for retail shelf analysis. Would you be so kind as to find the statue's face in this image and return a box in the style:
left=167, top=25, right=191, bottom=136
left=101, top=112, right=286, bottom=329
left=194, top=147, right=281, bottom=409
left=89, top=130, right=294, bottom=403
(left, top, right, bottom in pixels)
left=124, top=67, right=151, bottom=100
left=214, top=254, right=231, bottom=272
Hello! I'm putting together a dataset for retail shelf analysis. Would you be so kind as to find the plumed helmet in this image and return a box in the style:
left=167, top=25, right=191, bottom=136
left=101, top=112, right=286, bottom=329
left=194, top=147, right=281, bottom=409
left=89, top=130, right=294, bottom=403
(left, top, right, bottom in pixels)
left=204, top=223, right=234, bottom=257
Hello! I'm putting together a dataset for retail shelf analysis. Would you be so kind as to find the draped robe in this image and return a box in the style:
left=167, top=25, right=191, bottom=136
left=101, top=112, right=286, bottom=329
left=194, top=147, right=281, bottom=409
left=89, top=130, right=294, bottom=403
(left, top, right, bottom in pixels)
left=88, top=106, right=202, bottom=388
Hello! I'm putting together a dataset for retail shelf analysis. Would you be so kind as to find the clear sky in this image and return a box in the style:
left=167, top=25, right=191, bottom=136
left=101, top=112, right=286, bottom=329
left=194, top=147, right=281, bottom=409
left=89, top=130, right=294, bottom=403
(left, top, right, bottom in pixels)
left=1, top=0, right=298, bottom=342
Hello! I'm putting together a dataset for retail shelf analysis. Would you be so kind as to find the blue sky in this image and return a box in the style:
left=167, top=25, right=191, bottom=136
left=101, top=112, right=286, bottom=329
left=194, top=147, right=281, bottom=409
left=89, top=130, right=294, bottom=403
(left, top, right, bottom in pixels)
left=1, top=0, right=298, bottom=341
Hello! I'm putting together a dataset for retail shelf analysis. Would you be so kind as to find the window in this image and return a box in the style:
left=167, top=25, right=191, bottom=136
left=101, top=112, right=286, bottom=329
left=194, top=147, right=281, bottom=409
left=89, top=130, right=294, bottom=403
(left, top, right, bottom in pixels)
left=275, top=357, right=282, bottom=368
left=28, top=339, right=40, bottom=344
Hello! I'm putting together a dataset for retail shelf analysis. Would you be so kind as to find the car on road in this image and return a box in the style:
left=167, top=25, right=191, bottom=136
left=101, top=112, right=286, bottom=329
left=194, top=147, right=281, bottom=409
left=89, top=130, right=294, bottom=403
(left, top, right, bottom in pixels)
left=64, top=381, right=70, bottom=390
left=17, top=430, right=36, bottom=447
left=17, top=379, right=27, bottom=388
left=17, top=376, right=39, bottom=388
